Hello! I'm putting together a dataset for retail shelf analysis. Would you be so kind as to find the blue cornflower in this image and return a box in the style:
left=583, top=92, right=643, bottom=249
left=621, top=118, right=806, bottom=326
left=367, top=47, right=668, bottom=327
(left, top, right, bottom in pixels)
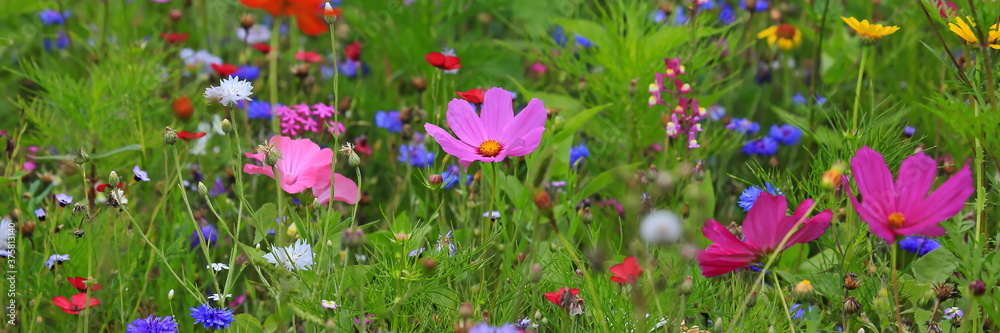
left=574, top=34, right=592, bottom=48
left=739, top=0, right=768, bottom=12
left=398, top=144, right=435, bottom=168
left=652, top=10, right=668, bottom=24
left=44, top=31, right=70, bottom=51
left=673, top=7, right=688, bottom=26
left=899, top=236, right=941, bottom=256
left=737, top=182, right=783, bottom=212
left=570, top=143, right=589, bottom=169
left=726, top=118, right=760, bottom=135
left=552, top=26, right=591, bottom=48
left=189, top=304, right=234, bottom=330
left=190, top=224, right=218, bottom=249
left=441, top=165, right=471, bottom=189
left=126, top=315, right=179, bottom=333
left=209, top=177, right=226, bottom=197
left=234, top=65, right=259, bottom=81
left=719, top=4, right=737, bottom=25
left=44, top=254, right=70, bottom=270
left=39, top=10, right=69, bottom=25
left=903, top=126, right=916, bottom=138
left=768, top=124, right=802, bottom=146
left=790, top=303, right=813, bottom=319
left=338, top=59, right=359, bottom=78
left=698, top=1, right=717, bottom=11
left=375, top=110, right=402, bottom=133
left=708, top=105, right=726, bottom=121
left=246, top=100, right=272, bottom=119
left=741, top=137, right=779, bottom=156
left=792, top=92, right=827, bottom=106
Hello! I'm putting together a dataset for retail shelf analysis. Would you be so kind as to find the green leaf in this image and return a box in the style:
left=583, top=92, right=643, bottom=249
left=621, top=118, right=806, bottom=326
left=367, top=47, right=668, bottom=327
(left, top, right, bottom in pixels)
left=0, top=171, right=29, bottom=186
left=911, top=247, right=958, bottom=284
left=32, top=144, right=142, bottom=161
left=552, top=103, right=612, bottom=144
left=553, top=19, right=611, bottom=48
left=231, top=314, right=265, bottom=333
left=251, top=203, right=277, bottom=244
left=577, top=162, right=642, bottom=199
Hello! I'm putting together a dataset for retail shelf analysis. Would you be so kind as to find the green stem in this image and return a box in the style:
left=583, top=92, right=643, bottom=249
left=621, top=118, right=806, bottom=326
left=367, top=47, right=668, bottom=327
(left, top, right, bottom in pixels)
left=554, top=231, right=610, bottom=333
left=891, top=243, right=904, bottom=333
left=773, top=277, right=796, bottom=333
left=349, top=166, right=362, bottom=228
left=851, top=48, right=867, bottom=135
left=268, top=18, right=282, bottom=135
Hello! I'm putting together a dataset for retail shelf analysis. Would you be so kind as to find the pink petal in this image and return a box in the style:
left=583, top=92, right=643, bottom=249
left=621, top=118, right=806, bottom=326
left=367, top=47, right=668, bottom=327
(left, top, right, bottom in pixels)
left=741, top=192, right=787, bottom=252
left=503, top=127, right=545, bottom=157
left=898, top=163, right=973, bottom=235
left=851, top=147, right=895, bottom=218
left=498, top=98, right=546, bottom=146
left=844, top=175, right=893, bottom=241
left=243, top=164, right=274, bottom=177
left=702, top=219, right=751, bottom=250
left=696, top=245, right=759, bottom=277
left=783, top=209, right=833, bottom=248
left=446, top=98, right=488, bottom=144
left=895, top=151, right=937, bottom=217
left=313, top=173, right=359, bottom=205
left=426, top=123, right=481, bottom=164
left=480, top=88, right=514, bottom=139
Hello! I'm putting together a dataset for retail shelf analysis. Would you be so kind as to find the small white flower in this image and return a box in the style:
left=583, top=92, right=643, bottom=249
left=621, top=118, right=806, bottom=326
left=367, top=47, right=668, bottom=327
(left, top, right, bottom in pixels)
left=483, top=211, right=500, bottom=219
left=207, top=293, right=232, bottom=301
left=236, top=24, right=271, bottom=44
left=639, top=210, right=682, bottom=244
left=321, top=300, right=338, bottom=309
left=262, top=239, right=314, bottom=271
left=204, top=76, right=253, bottom=107
left=168, top=289, right=175, bottom=300
left=207, top=263, right=230, bottom=272
left=109, top=188, right=128, bottom=208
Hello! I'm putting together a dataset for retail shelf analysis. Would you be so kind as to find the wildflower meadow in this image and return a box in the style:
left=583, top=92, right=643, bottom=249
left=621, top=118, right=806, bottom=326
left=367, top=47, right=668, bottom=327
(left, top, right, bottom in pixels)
left=3, top=0, right=1000, bottom=332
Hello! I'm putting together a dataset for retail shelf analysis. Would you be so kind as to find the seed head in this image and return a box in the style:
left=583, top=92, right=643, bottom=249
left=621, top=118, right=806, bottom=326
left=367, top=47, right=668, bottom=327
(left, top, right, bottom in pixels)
left=843, top=296, right=861, bottom=315
left=843, top=273, right=861, bottom=290
left=164, top=127, right=178, bottom=145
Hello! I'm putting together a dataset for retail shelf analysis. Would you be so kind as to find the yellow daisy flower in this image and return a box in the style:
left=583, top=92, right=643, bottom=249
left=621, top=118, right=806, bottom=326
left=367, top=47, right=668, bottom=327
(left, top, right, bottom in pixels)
left=841, top=17, right=899, bottom=45
left=948, top=16, right=1000, bottom=48
left=757, top=24, right=801, bottom=50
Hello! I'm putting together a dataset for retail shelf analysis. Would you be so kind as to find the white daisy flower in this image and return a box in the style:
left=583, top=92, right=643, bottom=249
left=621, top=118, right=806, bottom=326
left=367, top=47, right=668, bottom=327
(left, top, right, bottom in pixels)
left=236, top=24, right=271, bottom=44
left=321, top=300, right=338, bottom=310
left=180, top=48, right=223, bottom=74
left=262, top=239, right=314, bottom=271
left=109, top=188, right=128, bottom=208
left=207, top=293, right=232, bottom=301
left=639, top=210, right=682, bottom=244
left=204, top=76, right=253, bottom=107
left=207, top=263, right=230, bottom=272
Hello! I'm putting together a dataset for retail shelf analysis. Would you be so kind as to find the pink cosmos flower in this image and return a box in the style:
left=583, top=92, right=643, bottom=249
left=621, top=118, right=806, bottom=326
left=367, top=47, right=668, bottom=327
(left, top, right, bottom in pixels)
left=243, top=136, right=345, bottom=196
left=424, top=87, right=546, bottom=167
left=312, top=168, right=359, bottom=204
left=697, top=193, right=832, bottom=277
left=845, top=147, right=973, bottom=243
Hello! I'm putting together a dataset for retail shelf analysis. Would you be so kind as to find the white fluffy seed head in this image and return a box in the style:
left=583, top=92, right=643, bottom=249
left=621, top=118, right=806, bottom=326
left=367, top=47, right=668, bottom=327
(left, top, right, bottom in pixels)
left=639, top=210, right=682, bottom=244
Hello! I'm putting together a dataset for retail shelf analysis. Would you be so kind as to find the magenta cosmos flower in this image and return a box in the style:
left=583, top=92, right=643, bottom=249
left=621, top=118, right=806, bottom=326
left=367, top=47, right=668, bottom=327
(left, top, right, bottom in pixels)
left=244, top=136, right=358, bottom=204
left=697, top=193, right=832, bottom=277
left=424, top=87, right=546, bottom=167
left=846, top=147, right=973, bottom=243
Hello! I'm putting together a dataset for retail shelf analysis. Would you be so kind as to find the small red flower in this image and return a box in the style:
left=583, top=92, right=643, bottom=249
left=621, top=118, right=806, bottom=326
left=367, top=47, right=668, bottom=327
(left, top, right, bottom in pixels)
left=177, top=131, right=207, bottom=140
left=543, top=287, right=580, bottom=306
left=295, top=51, right=323, bottom=63
left=67, top=277, right=103, bottom=292
left=160, top=32, right=189, bottom=44
left=353, top=136, right=372, bottom=156
left=52, top=293, right=101, bottom=314
left=252, top=43, right=272, bottom=54
left=456, top=88, right=484, bottom=104
left=609, top=256, right=643, bottom=284
left=95, top=182, right=124, bottom=193
left=345, top=42, right=362, bottom=61
left=425, top=52, right=461, bottom=71
left=211, top=63, right=239, bottom=77
left=172, top=96, right=194, bottom=121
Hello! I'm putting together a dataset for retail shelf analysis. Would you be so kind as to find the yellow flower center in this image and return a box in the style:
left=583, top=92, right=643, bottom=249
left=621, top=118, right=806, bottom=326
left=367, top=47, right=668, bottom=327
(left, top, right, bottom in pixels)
left=478, top=140, right=502, bottom=157
left=888, top=212, right=905, bottom=229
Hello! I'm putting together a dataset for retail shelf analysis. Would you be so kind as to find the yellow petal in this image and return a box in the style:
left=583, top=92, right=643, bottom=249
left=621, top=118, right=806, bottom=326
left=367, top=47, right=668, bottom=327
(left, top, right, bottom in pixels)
left=757, top=26, right=777, bottom=39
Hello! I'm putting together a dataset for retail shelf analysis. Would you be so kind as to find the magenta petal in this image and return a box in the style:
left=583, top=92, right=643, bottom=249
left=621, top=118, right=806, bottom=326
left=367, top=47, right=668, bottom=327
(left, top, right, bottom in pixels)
left=426, top=123, right=481, bottom=162
left=702, top=219, right=750, bottom=250
left=446, top=98, right=488, bottom=144
left=851, top=147, right=895, bottom=218
left=742, top=192, right=786, bottom=252
left=503, top=127, right=545, bottom=156
left=895, top=151, right=936, bottom=216
left=697, top=245, right=759, bottom=277
left=498, top=98, right=546, bottom=145
left=783, top=209, right=833, bottom=248
left=901, top=163, right=973, bottom=235
left=480, top=88, right=514, bottom=139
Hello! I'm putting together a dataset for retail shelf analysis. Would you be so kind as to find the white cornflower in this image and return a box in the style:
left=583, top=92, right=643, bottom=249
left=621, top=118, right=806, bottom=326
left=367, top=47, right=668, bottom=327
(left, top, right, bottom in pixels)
left=236, top=24, right=271, bottom=44
left=180, top=48, right=222, bottom=74
left=207, top=293, right=232, bottom=301
left=207, top=263, right=230, bottom=272
left=321, top=300, right=338, bottom=310
left=204, top=76, right=253, bottom=107
left=262, top=239, right=314, bottom=271
left=109, top=189, right=128, bottom=208
left=45, top=254, right=70, bottom=270
left=639, top=210, right=682, bottom=244
left=483, top=211, right=500, bottom=219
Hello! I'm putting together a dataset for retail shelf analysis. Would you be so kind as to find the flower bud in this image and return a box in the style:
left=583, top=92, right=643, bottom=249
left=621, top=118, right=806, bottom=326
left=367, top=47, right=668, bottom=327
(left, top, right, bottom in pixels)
left=220, top=119, right=232, bottom=134
left=239, top=13, right=255, bottom=30
left=458, top=302, right=473, bottom=318
left=108, top=171, right=120, bottom=186
left=73, top=147, right=90, bottom=165
left=347, top=150, right=361, bottom=167
left=933, top=282, right=961, bottom=302
left=843, top=296, right=861, bottom=315
left=533, top=190, right=552, bottom=211
left=679, top=276, right=694, bottom=296
left=323, top=2, right=341, bottom=24
left=164, top=127, right=178, bottom=145
left=843, top=273, right=860, bottom=290
left=794, top=280, right=814, bottom=301
left=428, top=174, right=443, bottom=186
left=169, top=10, right=182, bottom=21
left=412, top=77, right=427, bottom=92
left=970, top=280, right=986, bottom=297
left=197, top=182, right=208, bottom=196
left=168, top=289, right=175, bottom=300
left=265, top=152, right=279, bottom=167
left=529, top=264, right=543, bottom=283
left=421, top=257, right=436, bottom=272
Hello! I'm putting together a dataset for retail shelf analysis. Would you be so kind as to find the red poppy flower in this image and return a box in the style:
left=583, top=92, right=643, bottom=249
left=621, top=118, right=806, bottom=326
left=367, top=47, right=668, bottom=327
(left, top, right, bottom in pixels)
left=177, top=131, right=207, bottom=140
left=240, top=0, right=328, bottom=36
left=67, top=277, right=103, bottom=292
left=425, top=52, right=461, bottom=71
left=543, top=287, right=580, bottom=306
left=295, top=51, right=323, bottom=63
left=211, top=63, right=239, bottom=77
left=52, top=293, right=101, bottom=314
left=252, top=42, right=272, bottom=54
left=172, top=96, right=194, bottom=121
left=345, top=42, right=362, bottom=60
left=609, top=256, right=643, bottom=283
left=353, top=136, right=372, bottom=156
left=456, top=88, right=484, bottom=104
left=95, top=182, right=124, bottom=193
left=160, top=32, right=189, bottom=44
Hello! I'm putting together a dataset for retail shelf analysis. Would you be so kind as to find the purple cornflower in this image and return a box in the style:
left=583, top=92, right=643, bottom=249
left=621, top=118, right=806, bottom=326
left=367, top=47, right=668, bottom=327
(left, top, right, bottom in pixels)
left=768, top=124, right=802, bottom=145
left=190, top=224, right=219, bottom=249
left=55, top=193, right=73, bottom=206
left=126, top=315, right=179, bottom=333
left=944, top=307, right=964, bottom=320
left=398, top=144, right=435, bottom=168
left=375, top=110, right=402, bottom=132
left=39, top=10, right=69, bottom=25
left=726, top=118, right=760, bottom=135
left=133, top=165, right=151, bottom=182
left=741, top=137, right=779, bottom=156
left=45, top=254, right=70, bottom=270
left=189, top=304, right=234, bottom=330
left=35, top=208, right=46, bottom=221
left=209, top=177, right=226, bottom=197
left=719, top=4, right=737, bottom=25
left=903, top=126, right=916, bottom=138
left=44, top=31, right=70, bottom=51
left=468, top=322, right=519, bottom=333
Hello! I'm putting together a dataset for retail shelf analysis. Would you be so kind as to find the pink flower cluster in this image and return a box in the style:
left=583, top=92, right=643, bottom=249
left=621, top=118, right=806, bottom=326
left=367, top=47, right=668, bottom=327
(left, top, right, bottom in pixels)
left=648, top=58, right=706, bottom=149
left=274, top=103, right=344, bottom=137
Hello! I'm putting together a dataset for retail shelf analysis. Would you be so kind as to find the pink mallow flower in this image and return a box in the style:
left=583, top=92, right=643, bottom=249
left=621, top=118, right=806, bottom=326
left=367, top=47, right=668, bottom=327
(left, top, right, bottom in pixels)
left=243, top=136, right=356, bottom=203
left=845, top=147, right=973, bottom=244
left=424, top=87, right=546, bottom=167
left=312, top=168, right=359, bottom=205
left=697, top=193, right=832, bottom=277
